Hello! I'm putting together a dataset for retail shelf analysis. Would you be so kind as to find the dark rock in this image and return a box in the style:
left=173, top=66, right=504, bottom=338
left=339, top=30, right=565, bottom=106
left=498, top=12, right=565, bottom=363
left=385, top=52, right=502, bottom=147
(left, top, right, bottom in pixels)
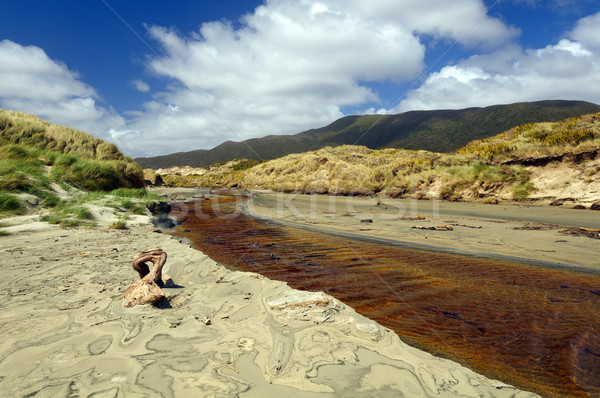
left=591, top=203, right=600, bottom=211
left=147, top=201, right=172, bottom=215
left=572, top=205, right=586, bottom=210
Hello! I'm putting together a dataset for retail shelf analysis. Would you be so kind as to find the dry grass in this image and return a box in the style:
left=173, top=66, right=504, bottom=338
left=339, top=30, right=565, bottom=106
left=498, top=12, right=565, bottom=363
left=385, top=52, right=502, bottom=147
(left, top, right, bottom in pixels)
left=237, top=146, right=531, bottom=200
left=0, top=109, right=129, bottom=161
left=153, top=112, right=600, bottom=202
left=159, top=159, right=262, bottom=188
left=240, top=146, right=453, bottom=195
left=0, top=109, right=147, bottom=217
left=457, top=113, right=600, bottom=162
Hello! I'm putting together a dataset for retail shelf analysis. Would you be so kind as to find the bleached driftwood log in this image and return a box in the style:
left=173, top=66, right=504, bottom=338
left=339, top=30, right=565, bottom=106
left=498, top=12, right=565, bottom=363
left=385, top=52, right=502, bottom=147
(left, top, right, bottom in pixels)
left=124, top=248, right=172, bottom=308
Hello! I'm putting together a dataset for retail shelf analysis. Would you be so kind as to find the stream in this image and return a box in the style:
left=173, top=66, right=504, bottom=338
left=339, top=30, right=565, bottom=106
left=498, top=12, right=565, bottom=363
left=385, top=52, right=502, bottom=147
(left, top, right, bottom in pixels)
left=170, top=193, right=600, bottom=397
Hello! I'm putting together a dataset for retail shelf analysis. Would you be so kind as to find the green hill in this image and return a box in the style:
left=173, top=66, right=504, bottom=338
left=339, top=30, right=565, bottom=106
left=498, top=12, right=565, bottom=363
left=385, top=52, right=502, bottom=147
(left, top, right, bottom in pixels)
left=135, top=100, right=600, bottom=168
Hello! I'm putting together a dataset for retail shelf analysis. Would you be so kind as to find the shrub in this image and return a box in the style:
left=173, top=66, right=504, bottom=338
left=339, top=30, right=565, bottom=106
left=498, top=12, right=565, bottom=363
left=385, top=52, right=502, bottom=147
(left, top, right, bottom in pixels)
left=457, top=141, right=512, bottom=160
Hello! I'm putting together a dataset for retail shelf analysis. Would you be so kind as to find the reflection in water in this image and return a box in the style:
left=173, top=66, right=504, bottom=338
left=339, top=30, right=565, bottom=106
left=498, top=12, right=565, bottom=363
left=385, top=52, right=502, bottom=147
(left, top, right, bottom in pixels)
left=172, top=195, right=600, bottom=397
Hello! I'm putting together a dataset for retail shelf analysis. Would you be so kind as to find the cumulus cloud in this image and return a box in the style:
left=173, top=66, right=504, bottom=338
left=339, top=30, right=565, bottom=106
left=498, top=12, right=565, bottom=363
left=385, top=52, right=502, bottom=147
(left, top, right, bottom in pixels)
left=131, top=79, right=150, bottom=92
left=0, top=40, right=124, bottom=141
left=9, top=1, right=584, bottom=158
left=396, top=12, right=600, bottom=112
left=337, top=0, right=519, bottom=48
left=113, top=0, right=520, bottom=157
left=113, top=0, right=430, bottom=156
left=570, top=11, right=600, bottom=48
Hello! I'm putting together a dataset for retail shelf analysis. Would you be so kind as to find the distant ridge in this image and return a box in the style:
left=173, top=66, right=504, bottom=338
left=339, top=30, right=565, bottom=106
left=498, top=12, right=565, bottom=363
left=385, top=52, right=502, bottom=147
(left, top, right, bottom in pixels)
left=135, top=100, right=600, bottom=169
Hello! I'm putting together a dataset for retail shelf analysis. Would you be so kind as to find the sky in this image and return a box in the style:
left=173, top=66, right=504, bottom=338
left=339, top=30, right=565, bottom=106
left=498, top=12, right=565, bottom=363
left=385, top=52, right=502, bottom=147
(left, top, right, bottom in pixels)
left=1, top=0, right=599, bottom=158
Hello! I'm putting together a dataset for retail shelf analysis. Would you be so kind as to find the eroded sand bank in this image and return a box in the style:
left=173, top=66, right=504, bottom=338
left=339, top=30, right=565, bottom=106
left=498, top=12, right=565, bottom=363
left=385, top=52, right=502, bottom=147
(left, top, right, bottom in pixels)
left=0, top=198, right=537, bottom=397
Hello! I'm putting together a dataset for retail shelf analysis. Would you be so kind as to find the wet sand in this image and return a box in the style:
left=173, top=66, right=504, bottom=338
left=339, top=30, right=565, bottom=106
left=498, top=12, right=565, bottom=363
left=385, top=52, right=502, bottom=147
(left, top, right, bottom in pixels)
left=170, top=192, right=600, bottom=396
left=0, top=198, right=538, bottom=397
left=246, top=192, right=600, bottom=271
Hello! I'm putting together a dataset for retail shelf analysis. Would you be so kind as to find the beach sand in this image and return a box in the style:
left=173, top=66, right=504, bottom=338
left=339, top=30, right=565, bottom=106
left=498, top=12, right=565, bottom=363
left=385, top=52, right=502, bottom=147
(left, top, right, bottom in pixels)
left=0, top=192, right=539, bottom=397
left=246, top=191, right=600, bottom=272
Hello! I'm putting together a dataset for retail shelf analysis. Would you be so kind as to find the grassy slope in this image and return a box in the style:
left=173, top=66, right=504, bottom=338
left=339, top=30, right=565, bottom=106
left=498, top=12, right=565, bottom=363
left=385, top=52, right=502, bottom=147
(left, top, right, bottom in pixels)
left=135, top=100, right=600, bottom=168
left=158, top=112, right=600, bottom=203
left=0, top=109, right=154, bottom=225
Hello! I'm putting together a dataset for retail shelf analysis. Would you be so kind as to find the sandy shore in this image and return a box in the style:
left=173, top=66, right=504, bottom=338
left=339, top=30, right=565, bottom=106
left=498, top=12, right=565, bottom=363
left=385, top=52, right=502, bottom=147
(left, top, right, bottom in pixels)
left=0, top=194, right=539, bottom=397
left=246, top=191, right=600, bottom=272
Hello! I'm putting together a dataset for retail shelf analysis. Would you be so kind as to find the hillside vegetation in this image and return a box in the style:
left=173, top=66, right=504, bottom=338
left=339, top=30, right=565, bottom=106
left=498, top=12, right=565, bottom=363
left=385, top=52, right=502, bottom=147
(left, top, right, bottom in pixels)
left=136, top=100, right=600, bottom=168
left=156, top=112, right=600, bottom=204
left=0, top=109, right=155, bottom=228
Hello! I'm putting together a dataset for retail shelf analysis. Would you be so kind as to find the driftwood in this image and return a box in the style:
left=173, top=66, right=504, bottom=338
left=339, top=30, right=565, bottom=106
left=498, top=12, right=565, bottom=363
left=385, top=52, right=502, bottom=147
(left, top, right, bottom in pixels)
left=411, top=225, right=454, bottom=231
left=124, top=248, right=172, bottom=308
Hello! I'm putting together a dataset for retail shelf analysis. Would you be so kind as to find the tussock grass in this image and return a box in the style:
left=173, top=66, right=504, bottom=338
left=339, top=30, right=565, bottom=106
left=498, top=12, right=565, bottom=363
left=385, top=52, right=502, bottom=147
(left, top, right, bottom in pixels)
left=40, top=204, right=96, bottom=227
left=458, top=113, right=600, bottom=162
left=239, top=146, right=467, bottom=196
left=109, top=220, right=127, bottom=230
left=50, top=154, right=144, bottom=191
left=231, top=112, right=600, bottom=201
left=0, top=109, right=151, bottom=219
left=160, top=159, right=262, bottom=188
left=0, top=109, right=127, bottom=161
left=0, top=192, right=24, bottom=215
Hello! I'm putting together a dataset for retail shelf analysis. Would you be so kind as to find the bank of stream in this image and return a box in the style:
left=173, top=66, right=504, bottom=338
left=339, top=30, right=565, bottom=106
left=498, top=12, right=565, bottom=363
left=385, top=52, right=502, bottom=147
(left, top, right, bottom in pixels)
left=170, top=193, right=600, bottom=397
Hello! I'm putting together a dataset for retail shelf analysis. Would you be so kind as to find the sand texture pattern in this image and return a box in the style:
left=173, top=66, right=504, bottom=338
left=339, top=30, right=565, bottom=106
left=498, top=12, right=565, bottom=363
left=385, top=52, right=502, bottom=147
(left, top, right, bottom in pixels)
left=0, top=213, right=537, bottom=397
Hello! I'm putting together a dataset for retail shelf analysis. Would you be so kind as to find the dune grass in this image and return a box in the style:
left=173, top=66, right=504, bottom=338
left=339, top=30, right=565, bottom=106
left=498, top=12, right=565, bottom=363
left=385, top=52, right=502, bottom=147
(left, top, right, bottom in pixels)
left=109, top=219, right=128, bottom=230
left=0, top=109, right=154, bottom=223
left=37, top=189, right=158, bottom=227
left=0, top=109, right=145, bottom=198
left=160, top=159, right=263, bottom=188
left=40, top=204, right=96, bottom=227
left=231, top=112, right=600, bottom=201
left=0, top=109, right=128, bottom=161
left=0, top=192, right=25, bottom=215
left=38, top=188, right=161, bottom=227
left=458, top=113, right=600, bottom=162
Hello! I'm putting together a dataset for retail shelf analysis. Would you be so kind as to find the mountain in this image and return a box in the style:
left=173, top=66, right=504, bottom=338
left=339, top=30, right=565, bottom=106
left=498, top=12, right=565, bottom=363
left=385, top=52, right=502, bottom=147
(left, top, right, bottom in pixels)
left=135, top=100, right=600, bottom=169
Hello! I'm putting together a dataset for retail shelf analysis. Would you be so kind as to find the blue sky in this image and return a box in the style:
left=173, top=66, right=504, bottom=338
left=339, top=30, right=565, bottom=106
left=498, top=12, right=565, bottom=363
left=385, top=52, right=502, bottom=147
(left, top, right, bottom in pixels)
left=1, top=0, right=599, bottom=158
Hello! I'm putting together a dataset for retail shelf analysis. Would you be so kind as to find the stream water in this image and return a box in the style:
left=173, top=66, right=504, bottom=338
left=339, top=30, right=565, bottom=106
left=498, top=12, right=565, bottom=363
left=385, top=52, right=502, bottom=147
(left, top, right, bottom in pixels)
left=170, top=194, right=600, bottom=397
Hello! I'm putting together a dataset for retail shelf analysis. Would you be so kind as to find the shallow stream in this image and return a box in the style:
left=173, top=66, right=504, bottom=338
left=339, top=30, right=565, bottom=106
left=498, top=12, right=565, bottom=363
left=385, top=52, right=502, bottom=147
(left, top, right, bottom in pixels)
left=171, top=194, right=600, bottom=397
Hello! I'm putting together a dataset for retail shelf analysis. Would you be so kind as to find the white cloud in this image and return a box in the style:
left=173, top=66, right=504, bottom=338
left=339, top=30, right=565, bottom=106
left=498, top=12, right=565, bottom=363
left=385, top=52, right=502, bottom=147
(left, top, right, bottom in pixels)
left=570, top=11, right=600, bottom=48
left=118, top=0, right=520, bottom=157
left=0, top=40, right=124, bottom=142
left=115, top=0, right=431, bottom=156
left=337, top=0, right=519, bottom=48
left=0, top=1, right=542, bottom=158
left=131, top=79, right=150, bottom=92
left=396, top=15, right=600, bottom=112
